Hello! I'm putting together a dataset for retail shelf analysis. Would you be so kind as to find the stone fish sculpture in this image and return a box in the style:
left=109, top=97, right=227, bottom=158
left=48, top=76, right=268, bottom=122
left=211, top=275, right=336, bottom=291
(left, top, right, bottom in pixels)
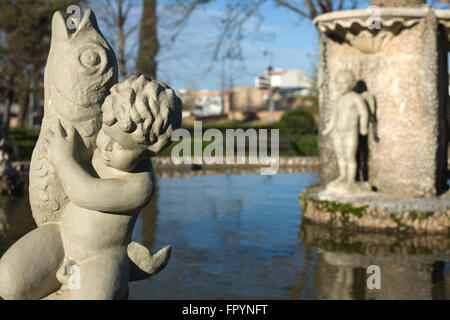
left=0, top=9, right=181, bottom=300
left=29, top=9, right=117, bottom=226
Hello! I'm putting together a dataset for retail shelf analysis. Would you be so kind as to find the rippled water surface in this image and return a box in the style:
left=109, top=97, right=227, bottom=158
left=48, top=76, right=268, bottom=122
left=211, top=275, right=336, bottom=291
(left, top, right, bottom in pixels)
left=0, top=173, right=449, bottom=299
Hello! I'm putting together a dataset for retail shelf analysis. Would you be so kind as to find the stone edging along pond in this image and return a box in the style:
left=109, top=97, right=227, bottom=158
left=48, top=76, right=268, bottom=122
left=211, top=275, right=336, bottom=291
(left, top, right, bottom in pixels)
left=300, top=184, right=450, bottom=235
left=13, top=156, right=450, bottom=172
left=150, top=156, right=320, bottom=167
left=12, top=156, right=320, bottom=174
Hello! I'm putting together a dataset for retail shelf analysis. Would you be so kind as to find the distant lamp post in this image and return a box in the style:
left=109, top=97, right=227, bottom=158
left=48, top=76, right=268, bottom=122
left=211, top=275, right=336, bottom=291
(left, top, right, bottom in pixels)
left=267, top=65, right=275, bottom=124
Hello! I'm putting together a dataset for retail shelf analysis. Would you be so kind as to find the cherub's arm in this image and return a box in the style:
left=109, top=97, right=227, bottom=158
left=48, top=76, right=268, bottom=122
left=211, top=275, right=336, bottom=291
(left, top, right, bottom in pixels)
left=322, top=103, right=337, bottom=136
left=58, top=163, right=152, bottom=213
left=356, top=94, right=369, bottom=136
left=46, top=120, right=152, bottom=213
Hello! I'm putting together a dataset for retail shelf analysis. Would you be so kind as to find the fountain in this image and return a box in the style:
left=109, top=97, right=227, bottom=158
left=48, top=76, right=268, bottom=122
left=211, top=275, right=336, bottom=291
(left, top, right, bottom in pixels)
left=300, top=0, right=450, bottom=234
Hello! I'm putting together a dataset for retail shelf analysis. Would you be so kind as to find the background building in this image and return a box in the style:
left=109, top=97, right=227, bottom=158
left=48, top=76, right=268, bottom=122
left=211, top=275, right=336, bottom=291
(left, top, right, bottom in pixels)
left=255, top=68, right=314, bottom=97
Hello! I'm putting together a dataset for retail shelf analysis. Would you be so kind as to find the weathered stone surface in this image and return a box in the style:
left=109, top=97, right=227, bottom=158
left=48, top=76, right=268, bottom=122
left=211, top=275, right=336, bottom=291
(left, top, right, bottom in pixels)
left=29, top=9, right=118, bottom=227
left=316, top=6, right=449, bottom=197
left=300, top=184, right=450, bottom=234
left=322, top=69, right=375, bottom=194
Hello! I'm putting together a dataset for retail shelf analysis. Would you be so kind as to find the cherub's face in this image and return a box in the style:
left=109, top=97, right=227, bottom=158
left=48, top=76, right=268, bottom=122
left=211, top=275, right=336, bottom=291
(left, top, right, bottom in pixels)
left=336, top=76, right=354, bottom=95
left=96, top=124, right=146, bottom=172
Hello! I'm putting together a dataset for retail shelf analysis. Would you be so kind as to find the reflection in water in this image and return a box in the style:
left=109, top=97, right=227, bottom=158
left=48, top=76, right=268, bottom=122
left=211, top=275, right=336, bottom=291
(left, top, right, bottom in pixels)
left=137, top=184, right=160, bottom=252
left=300, top=222, right=449, bottom=300
left=0, top=173, right=448, bottom=299
left=130, top=173, right=320, bottom=299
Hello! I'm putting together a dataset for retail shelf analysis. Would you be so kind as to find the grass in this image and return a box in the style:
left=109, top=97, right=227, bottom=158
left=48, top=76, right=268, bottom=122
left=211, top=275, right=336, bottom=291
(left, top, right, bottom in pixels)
left=6, top=128, right=41, bottom=161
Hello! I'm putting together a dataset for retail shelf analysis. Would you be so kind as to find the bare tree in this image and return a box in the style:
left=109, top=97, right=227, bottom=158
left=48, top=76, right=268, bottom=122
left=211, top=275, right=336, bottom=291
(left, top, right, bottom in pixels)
left=161, top=0, right=364, bottom=63
left=96, top=0, right=443, bottom=91
left=94, top=0, right=140, bottom=79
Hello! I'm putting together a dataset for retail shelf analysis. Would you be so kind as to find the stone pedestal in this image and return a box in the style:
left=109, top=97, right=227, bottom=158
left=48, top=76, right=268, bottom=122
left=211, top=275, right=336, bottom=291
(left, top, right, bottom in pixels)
left=315, top=7, right=450, bottom=198
left=300, top=184, right=450, bottom=234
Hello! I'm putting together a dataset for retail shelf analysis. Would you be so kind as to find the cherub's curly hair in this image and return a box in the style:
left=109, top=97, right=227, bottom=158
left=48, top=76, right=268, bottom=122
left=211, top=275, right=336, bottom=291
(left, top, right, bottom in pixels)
left=102, top=75, right=182, bottom=155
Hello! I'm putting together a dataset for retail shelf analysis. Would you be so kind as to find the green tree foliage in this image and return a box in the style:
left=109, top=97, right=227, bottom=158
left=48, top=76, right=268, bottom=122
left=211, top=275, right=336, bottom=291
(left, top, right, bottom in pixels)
left=0, top=0, right=85, bottom=128
left=292, top=134, right=318, bottom=156
left=279, top=110, right=317, bottom=136
left=279, top=110, right=318, bottom=156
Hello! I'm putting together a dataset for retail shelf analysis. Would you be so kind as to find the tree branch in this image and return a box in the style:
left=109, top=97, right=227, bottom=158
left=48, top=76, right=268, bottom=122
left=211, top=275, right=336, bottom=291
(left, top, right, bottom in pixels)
left=275, top=0, right=314, bottom=19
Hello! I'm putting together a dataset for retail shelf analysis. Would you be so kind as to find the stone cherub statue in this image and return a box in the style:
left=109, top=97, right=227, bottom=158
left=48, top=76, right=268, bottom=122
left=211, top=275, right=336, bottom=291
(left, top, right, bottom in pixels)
left=322, top=69, right=372, bottom=194
left=0, top=9, right=181, bottom=300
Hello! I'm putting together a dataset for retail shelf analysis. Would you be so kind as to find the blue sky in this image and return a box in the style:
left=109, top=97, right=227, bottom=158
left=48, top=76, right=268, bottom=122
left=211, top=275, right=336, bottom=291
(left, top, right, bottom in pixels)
left=94, top=0, right=449, bottom=92
left=156, top=1, right=321, bottom=91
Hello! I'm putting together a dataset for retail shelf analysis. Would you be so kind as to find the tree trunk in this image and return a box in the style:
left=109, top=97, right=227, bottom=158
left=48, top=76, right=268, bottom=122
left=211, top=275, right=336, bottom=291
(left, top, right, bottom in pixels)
left=2, top=90, right=13, bottom=131
left=118, top=32, right=127, bottom=80
left=17, top=89, right=29, bottom=128
left=136, top=0, right=159, bottom=79
left=117, top=0, right=128, bottom=80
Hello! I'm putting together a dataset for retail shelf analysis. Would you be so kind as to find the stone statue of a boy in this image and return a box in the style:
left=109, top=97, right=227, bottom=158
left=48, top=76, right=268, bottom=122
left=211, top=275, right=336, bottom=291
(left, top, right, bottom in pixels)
left=323, top=69, right=370, bottom=193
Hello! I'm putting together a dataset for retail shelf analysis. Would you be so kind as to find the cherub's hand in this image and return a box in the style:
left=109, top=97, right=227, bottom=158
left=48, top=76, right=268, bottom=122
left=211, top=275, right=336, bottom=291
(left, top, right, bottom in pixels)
left=322, top=124, right=333, bottom=136
left=45, top=118, right=76, bottom=166
left=360, top=127, right=368, bottom=136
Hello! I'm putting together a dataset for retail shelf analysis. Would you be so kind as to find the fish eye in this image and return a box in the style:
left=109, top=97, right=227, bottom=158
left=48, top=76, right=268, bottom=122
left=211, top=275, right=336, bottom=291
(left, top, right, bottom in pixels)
left=79, top=49, right=100, bottom=67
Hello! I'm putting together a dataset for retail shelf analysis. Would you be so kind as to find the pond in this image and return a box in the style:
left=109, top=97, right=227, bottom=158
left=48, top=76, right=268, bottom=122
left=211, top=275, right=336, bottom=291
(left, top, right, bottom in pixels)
left=0, top=172, right=449, bottom=300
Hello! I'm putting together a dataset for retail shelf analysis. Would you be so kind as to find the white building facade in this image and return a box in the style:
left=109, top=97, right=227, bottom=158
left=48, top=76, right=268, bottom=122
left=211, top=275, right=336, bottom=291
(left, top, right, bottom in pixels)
left=255, top=68, right=314, bottom=96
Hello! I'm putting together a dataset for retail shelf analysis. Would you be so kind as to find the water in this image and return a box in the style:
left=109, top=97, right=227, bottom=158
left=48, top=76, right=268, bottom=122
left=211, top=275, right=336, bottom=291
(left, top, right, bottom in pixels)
left=0, top=173, right=448, bottom=299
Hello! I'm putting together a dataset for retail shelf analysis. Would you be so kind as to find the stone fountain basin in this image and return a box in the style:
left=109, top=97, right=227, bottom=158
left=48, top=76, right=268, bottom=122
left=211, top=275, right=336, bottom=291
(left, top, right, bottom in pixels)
left=314, top=7, right=450, bottom=53
left=300, top=184, right=450, bottom=235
